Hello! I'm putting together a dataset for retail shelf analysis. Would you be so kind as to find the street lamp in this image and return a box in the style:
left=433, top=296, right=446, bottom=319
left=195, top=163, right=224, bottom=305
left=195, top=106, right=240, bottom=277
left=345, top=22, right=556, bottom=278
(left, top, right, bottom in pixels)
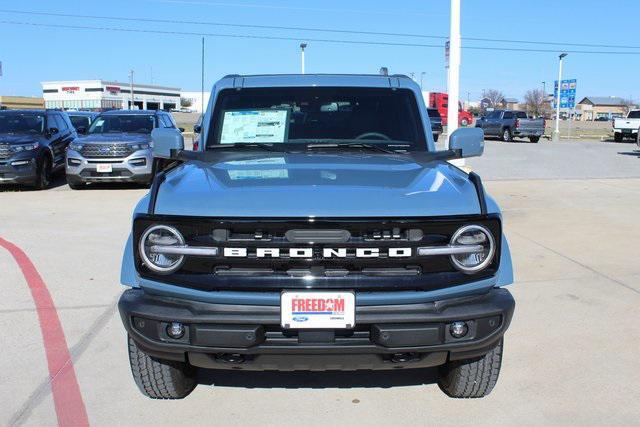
left=552, top=53, right=568, bottom=142
left=542, top=81, right=546, bottom=96
left=300, top=42, right=307, bottom=74
left=420, top=72, right=426, bottom=90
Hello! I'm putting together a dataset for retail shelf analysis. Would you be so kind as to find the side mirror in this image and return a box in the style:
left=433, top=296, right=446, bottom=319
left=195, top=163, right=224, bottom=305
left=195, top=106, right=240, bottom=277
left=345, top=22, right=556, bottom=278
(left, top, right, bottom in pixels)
left=76, top=126, right=87, bottom=134
left=449, top=127, right=484, bottom=158
left=151, top=128, right=184, bottom=159
left=48, top=127, right=59, bottom=136
left=193, top=124, right=202, bottom=133
left=178, top=127, right=185, bottom=133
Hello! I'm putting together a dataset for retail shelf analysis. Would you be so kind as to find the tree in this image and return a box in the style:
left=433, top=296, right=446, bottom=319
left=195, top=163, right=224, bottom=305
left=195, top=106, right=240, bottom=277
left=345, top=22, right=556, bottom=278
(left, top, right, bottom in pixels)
left=524, top=89, right=549, bottom=118
left=484, top=89, right=505, bottom=109
left=620, top=98, right=635, bottom=115
left=180, top=97, right=193, bottom=108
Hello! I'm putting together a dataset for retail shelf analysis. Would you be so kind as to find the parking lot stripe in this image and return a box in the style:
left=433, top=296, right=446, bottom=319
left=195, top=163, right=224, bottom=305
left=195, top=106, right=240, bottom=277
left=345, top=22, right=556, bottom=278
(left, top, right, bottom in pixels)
left=0, top=237, right=89, bottom=427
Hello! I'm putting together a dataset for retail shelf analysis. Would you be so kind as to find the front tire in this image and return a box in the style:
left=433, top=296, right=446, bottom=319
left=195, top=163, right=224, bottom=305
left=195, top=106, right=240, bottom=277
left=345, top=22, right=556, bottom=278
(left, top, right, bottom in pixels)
left=614, top=132, right=623, bottom=142
left=438, top=338, right=503, bottom=398
left=529, top=136, right=540, bottom=143
left=502, top=128, right=512, bottom=142
left=33, top=155, right=52, bottom=190
left=433, top=133, right=439, bottom=142
left=128, top=336, right=197, bottom=399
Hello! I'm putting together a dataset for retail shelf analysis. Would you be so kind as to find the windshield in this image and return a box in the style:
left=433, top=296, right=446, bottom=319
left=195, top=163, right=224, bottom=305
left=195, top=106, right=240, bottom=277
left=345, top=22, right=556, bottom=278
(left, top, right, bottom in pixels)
left=628, top=111, right=640, bottom=119
left=69, top=115, right=91, bottom=129
left=207, top=87, right=426, bottom=150
left=0, top=113, right=45, bottom=134
left=87, top=114, right=155, bottom=134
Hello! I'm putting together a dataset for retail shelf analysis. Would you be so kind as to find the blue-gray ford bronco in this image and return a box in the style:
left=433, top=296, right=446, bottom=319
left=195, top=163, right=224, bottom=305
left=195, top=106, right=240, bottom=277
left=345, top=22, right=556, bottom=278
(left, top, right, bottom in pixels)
left=118, top=74, right=515, bottom=399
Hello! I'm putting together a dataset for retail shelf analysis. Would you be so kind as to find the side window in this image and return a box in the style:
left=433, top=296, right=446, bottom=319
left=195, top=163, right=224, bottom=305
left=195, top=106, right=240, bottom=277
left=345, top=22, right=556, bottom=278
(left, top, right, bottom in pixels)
left=503, top=112, right=513, bottom=119
left=515, top=111, right=528, bottom=119
left=48, top=114, right=64, bottom=131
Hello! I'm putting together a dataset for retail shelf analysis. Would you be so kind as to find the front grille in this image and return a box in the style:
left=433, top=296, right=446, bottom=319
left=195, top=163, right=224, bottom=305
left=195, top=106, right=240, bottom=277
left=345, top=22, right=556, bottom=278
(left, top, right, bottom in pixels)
left=0, top=144, right=10, bottom=160
left=80, top=144, right=134, bottom=158
left=134, top=215, right=502, bottom=292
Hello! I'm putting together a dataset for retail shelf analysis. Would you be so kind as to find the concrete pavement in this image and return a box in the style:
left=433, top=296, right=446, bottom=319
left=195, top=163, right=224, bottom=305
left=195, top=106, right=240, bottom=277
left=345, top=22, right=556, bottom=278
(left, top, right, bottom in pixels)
left=1, top=140, right=639, bottom=425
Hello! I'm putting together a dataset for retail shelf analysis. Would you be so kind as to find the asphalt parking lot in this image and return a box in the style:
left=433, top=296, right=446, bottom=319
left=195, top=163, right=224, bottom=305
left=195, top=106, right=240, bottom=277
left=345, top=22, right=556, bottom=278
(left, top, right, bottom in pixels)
left=1, top=139, right=639, bottom=426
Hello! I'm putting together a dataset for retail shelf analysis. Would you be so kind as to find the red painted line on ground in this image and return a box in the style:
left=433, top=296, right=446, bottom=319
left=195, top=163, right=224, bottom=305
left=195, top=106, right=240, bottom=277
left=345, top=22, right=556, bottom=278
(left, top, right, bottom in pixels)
left=0, top=237, right=89, bottom=427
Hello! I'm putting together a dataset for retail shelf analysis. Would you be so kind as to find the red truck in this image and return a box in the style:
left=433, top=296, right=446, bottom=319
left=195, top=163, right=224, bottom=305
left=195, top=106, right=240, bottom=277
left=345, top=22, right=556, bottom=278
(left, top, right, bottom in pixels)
left=427, top=92, right=474, bottom=127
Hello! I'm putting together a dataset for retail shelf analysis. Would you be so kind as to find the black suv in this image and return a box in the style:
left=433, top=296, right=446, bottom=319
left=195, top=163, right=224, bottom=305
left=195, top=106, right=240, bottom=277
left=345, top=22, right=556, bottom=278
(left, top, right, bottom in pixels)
left=0, top=109, right=77, bottom=189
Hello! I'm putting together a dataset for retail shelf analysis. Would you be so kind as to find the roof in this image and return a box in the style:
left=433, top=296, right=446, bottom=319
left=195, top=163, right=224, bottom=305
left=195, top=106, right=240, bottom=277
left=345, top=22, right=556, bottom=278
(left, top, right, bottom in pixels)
left=504, top=98, right=519, bottom=103
left=100, top=110, right=163, bottom=115
left=578, top=96, right=627, bottom=106
left=215, top=74, right=421, bottom=90
left=0, top=109, right=46, bottom=113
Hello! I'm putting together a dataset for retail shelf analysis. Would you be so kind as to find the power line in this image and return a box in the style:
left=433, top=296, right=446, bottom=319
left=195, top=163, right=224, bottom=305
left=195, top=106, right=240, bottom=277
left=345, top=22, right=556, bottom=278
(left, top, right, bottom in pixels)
left=2, top=9, right=640, bottom=50
left=3, top=19, right=640, bottom=55
left=0, top=9, right=448, bottom=40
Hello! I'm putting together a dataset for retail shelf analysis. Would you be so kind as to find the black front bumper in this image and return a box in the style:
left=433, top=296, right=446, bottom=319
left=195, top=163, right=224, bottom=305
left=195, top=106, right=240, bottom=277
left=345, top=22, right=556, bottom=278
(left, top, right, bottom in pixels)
left=119, top=287, right=515, bottom=371
left=0, top=156, right=37, bottom=184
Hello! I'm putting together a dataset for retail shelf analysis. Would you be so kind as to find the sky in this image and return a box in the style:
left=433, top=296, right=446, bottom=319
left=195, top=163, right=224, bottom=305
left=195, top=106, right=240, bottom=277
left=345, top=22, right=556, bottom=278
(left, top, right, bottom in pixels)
left=1, top=0, right=640, bottom=102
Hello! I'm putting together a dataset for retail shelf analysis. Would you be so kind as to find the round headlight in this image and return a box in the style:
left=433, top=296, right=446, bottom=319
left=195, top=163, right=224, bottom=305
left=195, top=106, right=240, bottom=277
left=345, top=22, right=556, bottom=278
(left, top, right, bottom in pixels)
left=139, top=225, right=185, bottom=274
left=450, top=225, right=495, bottom=274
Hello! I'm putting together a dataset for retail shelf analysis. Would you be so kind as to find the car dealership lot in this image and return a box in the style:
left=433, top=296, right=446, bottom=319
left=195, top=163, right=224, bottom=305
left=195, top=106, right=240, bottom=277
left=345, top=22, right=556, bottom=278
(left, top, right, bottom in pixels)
left=1, top=139, right=639, bottom=426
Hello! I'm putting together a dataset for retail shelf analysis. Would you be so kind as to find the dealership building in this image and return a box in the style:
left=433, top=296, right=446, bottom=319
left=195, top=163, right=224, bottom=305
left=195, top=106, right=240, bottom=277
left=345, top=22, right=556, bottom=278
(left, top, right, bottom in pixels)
left=41, top=80, right=181, bottom=111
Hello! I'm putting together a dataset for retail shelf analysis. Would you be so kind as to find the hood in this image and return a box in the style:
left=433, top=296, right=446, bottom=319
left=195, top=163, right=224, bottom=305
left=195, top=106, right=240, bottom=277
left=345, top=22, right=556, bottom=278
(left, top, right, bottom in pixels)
left=153, top=152, right=482, bottom=218
left=79, top=133, right=152, bottom=144
left=0, top=133, right=43, bottom=145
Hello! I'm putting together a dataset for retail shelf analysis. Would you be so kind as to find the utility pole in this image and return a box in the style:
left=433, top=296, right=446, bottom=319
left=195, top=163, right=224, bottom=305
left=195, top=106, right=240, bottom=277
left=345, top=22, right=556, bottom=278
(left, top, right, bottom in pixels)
left=553, top=53, right=567, bottom=142
left=300, top=42, right=307, bottom=74
left=542, top=81, right=546, bottom=96
left=446, top=0, right=461, bottom=151
left=420, top=72, right=426, bottom=90
left=129, top=69, right=134, bottom=110
left=201, top=36, right=205, bottom=114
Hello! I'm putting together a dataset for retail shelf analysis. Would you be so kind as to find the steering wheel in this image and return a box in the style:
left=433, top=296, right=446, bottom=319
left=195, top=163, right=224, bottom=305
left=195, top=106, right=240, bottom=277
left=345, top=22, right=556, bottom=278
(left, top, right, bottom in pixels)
left=354, top=132, right=391, bottom=141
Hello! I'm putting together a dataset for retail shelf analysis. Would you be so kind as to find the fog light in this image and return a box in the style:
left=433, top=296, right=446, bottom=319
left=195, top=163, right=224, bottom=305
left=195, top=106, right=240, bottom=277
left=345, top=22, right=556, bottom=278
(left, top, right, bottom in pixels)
left=450, top=321, right=468, bottom=338
left=11, top=160, right=30, bottom=166
left=166, top=322, right=185, bottom=339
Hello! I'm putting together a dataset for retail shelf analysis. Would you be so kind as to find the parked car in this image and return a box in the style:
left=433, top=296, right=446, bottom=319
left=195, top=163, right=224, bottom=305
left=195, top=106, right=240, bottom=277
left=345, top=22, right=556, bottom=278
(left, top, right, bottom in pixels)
left=118, top=74, right=515, bottom=400
left=427, top=108, right=443, bottom=142
left=65, top=110, right=183, bottom=189
left=66, top=111, right=99, bottom=134
left=475, top=109, right=545, bottom=142
left=612, top=110, right=640, bottom=142
left=0, top=109, right=77, bottom=189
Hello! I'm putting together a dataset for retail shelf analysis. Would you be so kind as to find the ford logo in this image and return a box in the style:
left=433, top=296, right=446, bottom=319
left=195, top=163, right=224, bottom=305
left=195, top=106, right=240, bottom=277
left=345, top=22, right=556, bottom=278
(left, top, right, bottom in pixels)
left=292, top=316, right=308, bottom=323
left=99, top=146, right=111, bottom=153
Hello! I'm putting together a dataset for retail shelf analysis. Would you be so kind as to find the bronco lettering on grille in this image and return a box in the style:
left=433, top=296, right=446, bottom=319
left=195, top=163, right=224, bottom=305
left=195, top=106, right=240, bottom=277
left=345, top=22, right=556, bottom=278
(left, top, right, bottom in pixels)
left=222, top=247, right=412, bottom=258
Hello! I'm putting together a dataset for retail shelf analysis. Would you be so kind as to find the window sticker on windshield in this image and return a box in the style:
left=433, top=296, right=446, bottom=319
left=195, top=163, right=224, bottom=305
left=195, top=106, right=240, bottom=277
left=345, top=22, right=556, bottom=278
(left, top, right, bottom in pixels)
left=220, top=109, right=289, bottom=144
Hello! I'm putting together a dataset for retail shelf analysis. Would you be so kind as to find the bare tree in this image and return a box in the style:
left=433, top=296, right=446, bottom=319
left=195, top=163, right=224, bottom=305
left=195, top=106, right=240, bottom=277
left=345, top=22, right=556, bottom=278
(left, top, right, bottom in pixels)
left=524, top=89, right=548, bottom=118
left=484, top=89, right=505, bottom=109
left=620, top=98, right=636, bottom=115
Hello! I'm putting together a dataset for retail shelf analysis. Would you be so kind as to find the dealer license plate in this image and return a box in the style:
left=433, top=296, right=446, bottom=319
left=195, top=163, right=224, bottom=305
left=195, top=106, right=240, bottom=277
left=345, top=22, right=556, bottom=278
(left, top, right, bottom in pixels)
left=281, top=291, right=355, bottom=329
left=96, top=164, right=113, bottom=173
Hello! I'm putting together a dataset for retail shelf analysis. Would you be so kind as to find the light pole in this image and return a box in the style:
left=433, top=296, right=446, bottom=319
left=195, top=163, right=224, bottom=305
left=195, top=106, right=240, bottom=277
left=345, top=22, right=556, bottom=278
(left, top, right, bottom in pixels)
left=446, top=0, right=461, bottom=151
left=552, top=53, right=567, bottom=142
left=129, top=69, right=134, bottom=110
left=420, top=72, right=426, bottom=90
left=300, top=42, right=307, bottom=74
left=542, top=81, right=546, bottom=96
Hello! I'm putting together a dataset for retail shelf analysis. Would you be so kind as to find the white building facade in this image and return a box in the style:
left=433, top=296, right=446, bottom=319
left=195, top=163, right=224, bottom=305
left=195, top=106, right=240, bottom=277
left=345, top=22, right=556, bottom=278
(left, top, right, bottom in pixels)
left=41, top=80, right=181, bottom=111
left=179, top=91, right=211, bottom=113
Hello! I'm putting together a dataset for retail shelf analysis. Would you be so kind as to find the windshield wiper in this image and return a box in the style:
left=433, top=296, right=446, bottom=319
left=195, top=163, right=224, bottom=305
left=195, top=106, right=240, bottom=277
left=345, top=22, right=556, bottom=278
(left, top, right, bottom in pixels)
left=208, top=143, right=283, bottom=152
left=305, top=142, right=399, bottom=154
